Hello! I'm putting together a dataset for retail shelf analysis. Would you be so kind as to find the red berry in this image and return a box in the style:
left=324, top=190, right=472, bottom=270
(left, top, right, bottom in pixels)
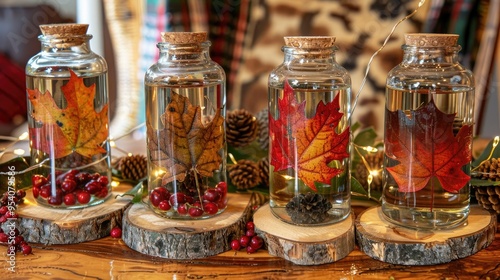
left=215, top=181, right=227, bottom=196
left=16, top=189, right=26, bottom=199
left=203, top=202, right=218, bottom=215
left=63, top=193, right=76, bottom=206
left=245, top=229, right=255, bottom=237
left=239, top=235, right=250, bottom=247
left=96, top=187, right=109, bottom=198
left=110, top=227, right=122, bottom=238
left=169, top=193, right=186, bottom=206
left=192, top=201, right=202, bottom=208
left=77, top=191, right=91, bottom=204
left=21, top=244, right=32, bottom=255
left=149, top=191, right=163, bottom=207
left=0, top=232, right=8, bottom=243
left=203, top=189, right=220, bottom=202
left=0, top=215, right=7, bottom=223
left=75, top=172, right=91, bottom=185
left=177, top=203, right=188, bottom=215
left=31, top=174, right=47, bottom=188
left=0, top=206, right=8, bottom=215
left=246, top=221, right=255, bottom=231
left=85, top=180, right=101, bottom=194
left=61, top=179, right=77, bottom=193
left=246, top=244, right=257, bottom=254
left=97, top=176, right=109, bottom=186
left=250, top=236, right=263, bottom=250
left=48, top=196, right=62, bottom=205
left=91, top=173, right=101, bottom=180
left=188, top=207, right=203, bottom=217
left=230, top=239, right=241, bottom=251
left=32, top=186, right=40, bottom=198
left=153, top=187, right=170, bottom=199
left=39, top=185, right=51, bottom=199
left=14, top=235, right=24, bottom=245
left=158, top=200, right=171, bottom=211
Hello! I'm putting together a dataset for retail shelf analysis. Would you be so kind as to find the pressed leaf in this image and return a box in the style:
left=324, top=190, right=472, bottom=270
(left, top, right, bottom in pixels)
left=385, top=100, right=472, bottom=193
left=147, top=92, right=224, bottom=184
left=27, top=70, right=108, bottom=158
left=269, top=81, right=350, bottom=191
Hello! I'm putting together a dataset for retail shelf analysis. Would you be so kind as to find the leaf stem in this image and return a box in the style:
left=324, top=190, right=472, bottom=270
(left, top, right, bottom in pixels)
left=193, top=170, right=204, bottom=210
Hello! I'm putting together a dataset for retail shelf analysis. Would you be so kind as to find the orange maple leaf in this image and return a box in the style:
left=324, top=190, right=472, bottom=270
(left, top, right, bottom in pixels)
left=270, top=82, right=350, bottom=190
left=28, top=70, right=108, bottom=158
left=147, top=91, right=224, bottom=184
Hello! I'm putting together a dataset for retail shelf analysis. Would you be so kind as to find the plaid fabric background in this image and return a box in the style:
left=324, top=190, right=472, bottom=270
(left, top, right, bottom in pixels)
left=137, top=0, right=251, bottom=113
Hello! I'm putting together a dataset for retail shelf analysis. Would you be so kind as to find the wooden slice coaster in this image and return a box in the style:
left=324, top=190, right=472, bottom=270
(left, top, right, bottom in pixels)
left=9, top=184, right=132, bottom=245
left=122, top=193, right=254, bottom=259
left=253, top=204, right=355, bottom=265
left=355, top=206, right=497, bottom=265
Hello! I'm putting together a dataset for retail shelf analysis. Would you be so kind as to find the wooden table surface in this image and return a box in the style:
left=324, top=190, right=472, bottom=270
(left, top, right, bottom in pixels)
left=5, top=208, right=499, bottom=280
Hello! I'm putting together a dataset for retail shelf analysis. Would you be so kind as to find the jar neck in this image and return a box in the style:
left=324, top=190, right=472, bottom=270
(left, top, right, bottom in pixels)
left=157, top=41, right=211, bottom=62
left=282, top=46, right=337, bottom=63
left=402, top=45, right=461, bottom=64
left=39, top=34, right=93, bottom=54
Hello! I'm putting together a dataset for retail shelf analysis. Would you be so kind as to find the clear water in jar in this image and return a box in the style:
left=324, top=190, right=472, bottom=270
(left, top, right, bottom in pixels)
left=145, top=82, right=227, bottom=219
left=382, top=85, right=474, bottom=229
left=268, top=83, right=351, bottom=226
left=26, top=73, right=111, bottom=208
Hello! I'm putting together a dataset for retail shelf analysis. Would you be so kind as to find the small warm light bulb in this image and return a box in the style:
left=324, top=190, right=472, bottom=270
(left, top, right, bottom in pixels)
left=110, top=141, right=116, bottom=148
left=13, top=149, right=25, bottom=156
left=111, top=181, right=120, bottom=187
left=18, top=132, right=29, bottom=140
left=363, top=146, right=378, bottom=153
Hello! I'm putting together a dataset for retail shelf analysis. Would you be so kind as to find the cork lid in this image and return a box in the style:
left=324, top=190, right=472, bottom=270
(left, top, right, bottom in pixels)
left=161, top=32, right=208, bottom=44
left=405, top=33, right=459, bottom=47
left=40, top=24, right=89, bottom=37
left=284, top=36, right=336, bottom=48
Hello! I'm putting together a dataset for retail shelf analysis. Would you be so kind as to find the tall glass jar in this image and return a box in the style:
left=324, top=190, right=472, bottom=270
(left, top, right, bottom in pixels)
left=145, top=32, right=227, bottom=219
left=26, top=24, right=111, bottom=208
left=268, top=36, right=352, bottom=226
left=382, top=33, right=474, bottom=230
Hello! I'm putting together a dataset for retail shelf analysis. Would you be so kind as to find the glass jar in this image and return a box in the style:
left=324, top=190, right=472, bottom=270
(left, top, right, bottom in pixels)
left=26, top=24, right=111, bottom=208
left=268, top=36, right=352, bottom=226
left=145, top=32, right=227, bottom=219
left=382, top=33, right=474, bottom=230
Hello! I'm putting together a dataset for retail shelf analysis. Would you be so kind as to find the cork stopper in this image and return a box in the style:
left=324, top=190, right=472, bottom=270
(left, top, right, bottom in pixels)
left=39, top=24, right=90, bottom=48
left=284, top=36, right=336, bottom=48
left=161, top=32, right=207, bottom=44
left=405, top=33, right=459, bottom=47
left=40, top=24, right=89, bottom=37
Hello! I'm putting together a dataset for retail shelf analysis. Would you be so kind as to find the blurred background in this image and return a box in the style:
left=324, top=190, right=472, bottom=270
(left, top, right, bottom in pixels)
left=0, top=0, right=498, bottom=139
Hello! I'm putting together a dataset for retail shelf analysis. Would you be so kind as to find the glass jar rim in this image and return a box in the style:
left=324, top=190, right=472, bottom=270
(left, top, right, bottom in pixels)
left=401, top=44, right=461, bottom=52
left=38, top=34, right=93, bottom=43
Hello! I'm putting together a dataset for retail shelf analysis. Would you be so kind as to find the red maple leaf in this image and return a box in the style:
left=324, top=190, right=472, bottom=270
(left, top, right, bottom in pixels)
left=385, top=99, right=472, bottom=193
left=269, top=81, right=350, bottom=190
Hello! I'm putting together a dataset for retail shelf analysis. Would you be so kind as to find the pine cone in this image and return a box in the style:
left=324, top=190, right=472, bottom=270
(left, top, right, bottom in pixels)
left=226, top=109, right=258, bottom=147
left=257, top=157, right=269, bottom=186
left=475, top=186, right=500, bottom=214
left=228, top=160, right=261, bottom=190
left=255, top=108, right=269, bottom=150
left=472, top=158, right=500, bottom=214
left=286, top=193, right=332, bottom=224
left=354, top=151, right=384, bottom=191
left=474, top=158, right=500, bottom=181
left=118, top=154, right=148, bottom=181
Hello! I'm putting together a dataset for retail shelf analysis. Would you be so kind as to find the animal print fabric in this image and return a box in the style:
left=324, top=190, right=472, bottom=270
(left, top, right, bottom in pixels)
left=232, top=0, right=426, bottom=135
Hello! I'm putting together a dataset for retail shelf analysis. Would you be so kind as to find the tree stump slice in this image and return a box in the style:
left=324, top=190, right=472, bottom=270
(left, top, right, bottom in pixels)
left=122, top=193, right=254, bottom=259
left=355, top=206, right=497, bottom=265
left=253, top=204, right=355, bottom=265
left=7, top=184, right=132, bottom=245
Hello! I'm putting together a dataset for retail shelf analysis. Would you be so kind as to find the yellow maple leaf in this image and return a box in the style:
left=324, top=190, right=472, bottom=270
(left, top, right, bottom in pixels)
left=28, top=70, right=108, bottom=158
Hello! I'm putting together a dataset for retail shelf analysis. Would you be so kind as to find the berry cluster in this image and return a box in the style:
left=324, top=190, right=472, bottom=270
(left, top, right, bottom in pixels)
left=230, top=221, right=264, bottom=254
left=149, top=181, right=227, bottom=218
left=32, top=170, right=110, bottom=207
left=0, top=190, right=32, bottom=255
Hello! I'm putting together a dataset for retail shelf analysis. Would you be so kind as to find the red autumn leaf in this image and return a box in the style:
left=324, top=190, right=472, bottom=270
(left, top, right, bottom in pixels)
left=269, top=81, right=350, bottom=190
left=385, top=99, right=472, bottom=193
left=27, top=70, right=108, bottom=159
